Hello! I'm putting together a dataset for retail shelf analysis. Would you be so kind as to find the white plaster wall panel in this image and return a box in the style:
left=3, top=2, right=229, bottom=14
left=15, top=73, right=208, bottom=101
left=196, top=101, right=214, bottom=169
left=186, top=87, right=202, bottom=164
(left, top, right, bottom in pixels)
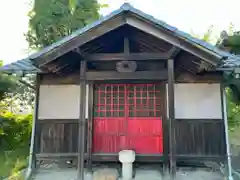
left=38, top=85, right=81, bottom=119
left=166, top=83, right=222, bottom=119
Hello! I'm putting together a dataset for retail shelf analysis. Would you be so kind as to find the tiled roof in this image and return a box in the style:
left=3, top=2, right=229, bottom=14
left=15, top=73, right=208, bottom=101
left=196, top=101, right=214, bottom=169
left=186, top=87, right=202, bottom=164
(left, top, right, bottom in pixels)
left=1, top=3, right=239, bottom=72
left=0, top=59, right=41, bottom=73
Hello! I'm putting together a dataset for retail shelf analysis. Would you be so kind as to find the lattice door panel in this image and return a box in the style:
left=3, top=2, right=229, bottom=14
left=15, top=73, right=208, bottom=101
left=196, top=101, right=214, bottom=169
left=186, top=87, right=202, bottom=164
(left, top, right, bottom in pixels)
left=127, top=84, right=162, bottom=117
left=93, top=83, right=164, bottom=154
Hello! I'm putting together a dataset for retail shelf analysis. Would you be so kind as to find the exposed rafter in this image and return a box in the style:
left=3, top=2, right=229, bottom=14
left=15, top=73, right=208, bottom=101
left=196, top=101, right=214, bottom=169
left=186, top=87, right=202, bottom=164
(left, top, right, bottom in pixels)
left=131, top=31, right=171, bottom=52
left=169, top=46, right=181, bottom=58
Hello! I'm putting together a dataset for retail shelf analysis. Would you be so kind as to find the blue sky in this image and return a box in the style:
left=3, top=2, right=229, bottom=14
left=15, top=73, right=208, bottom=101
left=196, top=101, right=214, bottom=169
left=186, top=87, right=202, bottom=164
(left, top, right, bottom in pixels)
left=0, top=0, right=240, bottom=63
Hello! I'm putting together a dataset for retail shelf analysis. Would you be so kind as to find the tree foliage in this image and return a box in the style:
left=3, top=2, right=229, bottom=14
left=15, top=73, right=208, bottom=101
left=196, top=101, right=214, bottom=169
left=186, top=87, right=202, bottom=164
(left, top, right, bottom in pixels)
left=0, top=61, right=35, bottom=113
left=0, top=61, right=17, bottom=102
left=222, top=33, right=240, bottom=54
left=1, top=75, right=36, bottom=113
left=191, top=26, right=217, bottom=44
left=227, top=87, right=240, bottom=128
left=0, top=112, right=32, bottom=149
left=26, top=0, right=102, bottom=49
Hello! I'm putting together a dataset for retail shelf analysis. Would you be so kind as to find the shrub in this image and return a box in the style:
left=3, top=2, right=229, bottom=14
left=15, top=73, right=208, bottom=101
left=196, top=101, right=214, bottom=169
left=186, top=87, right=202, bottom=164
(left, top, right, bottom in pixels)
left=0, top=112, right=32, bottom=150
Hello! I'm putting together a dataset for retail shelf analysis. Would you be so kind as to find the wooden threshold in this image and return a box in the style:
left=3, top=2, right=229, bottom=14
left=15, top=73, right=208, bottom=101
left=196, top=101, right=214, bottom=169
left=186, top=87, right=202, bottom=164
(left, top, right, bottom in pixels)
left=36, top=153, right=225, bottom=162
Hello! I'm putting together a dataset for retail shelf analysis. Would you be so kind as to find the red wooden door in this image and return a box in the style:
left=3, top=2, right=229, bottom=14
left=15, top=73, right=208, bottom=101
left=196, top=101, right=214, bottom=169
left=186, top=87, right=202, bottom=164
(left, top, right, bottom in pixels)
left=93, top=83, right=163, bottom=154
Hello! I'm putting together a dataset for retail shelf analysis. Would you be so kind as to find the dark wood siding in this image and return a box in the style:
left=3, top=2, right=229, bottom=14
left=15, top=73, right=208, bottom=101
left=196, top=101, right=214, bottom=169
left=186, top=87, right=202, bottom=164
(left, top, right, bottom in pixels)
left=38, top=119, right=86, bottom=153
left=36, top=119, right=226, bottom=162
left=175, top=119, right=226, bottom=156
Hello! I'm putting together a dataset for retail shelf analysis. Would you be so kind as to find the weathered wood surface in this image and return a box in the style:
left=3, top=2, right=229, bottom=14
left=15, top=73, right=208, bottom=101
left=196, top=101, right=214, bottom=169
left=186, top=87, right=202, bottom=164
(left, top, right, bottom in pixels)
left=175, top=119, right=226, bottom=156
left=39, top=71, right=221, bottom=85
left=84, top=52, right=173, bottom=61
left=39, top=120, right=87, bottom=154
left=168, top=58, right=176, bottom=178
left=37, top=118, right=226, bottom=162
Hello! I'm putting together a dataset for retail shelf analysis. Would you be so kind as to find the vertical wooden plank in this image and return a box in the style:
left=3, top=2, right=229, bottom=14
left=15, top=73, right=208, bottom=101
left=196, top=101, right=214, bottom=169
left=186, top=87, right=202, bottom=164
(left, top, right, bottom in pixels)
left=73, top=123, right=79, bottom=152
left=167, top=59, right=176, bottom=179
left=87, top=83, right=94, bottom=172
left=64, top=123, right=70, bottom=153
left=77, top=60, right=87, bottom=180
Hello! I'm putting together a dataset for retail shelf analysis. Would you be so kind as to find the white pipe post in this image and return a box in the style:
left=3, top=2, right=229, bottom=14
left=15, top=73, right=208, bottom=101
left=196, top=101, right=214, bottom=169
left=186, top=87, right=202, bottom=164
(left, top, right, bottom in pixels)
left=222, top=87, right=234, bottom=180
left=25, top=93, right=38, bottom=180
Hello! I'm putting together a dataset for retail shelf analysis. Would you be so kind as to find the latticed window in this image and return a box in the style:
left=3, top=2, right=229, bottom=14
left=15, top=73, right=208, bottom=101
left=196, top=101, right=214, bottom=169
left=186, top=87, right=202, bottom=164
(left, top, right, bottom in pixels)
left=94, top=84, right=162, bottom=118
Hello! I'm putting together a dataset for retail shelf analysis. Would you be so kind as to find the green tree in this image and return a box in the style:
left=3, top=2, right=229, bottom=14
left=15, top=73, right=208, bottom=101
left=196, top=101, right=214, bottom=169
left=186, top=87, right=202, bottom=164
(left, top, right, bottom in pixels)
left=0, top=61, right=17, bottom=102
left=68, top=0, right=108, bottom=14
left=227, top=87, right=240, bottom=128
left=26, top=0, right=103, bottom=49
left=191, top=25, right=217, bottom=44
left=0, top=61, right=35, bottom=113
left=2, top=74, right=36, bottom=113
left=221, top=33, right=240, bottom=54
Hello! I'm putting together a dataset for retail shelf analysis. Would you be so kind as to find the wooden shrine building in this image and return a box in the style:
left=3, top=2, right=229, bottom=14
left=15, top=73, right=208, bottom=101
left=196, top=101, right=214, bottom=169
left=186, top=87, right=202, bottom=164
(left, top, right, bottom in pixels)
left=1, top=3, right=240, bottom=179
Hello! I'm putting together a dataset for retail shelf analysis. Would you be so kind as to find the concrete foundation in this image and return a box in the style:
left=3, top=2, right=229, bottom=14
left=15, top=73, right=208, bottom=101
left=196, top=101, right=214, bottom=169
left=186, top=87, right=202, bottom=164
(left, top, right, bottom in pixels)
left=31, top=165, right=224, bottom=180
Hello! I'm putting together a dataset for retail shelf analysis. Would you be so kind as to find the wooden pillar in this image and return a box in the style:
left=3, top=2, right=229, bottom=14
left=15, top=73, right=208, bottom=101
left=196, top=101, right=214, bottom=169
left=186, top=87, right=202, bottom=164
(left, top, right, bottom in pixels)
left=163, top=90, right=169, bottom=172
left=167, top=59, right=176, bottom=179
left=87, top=83, right=94, bottom=172
left=77, top=60, right=87, bottom=180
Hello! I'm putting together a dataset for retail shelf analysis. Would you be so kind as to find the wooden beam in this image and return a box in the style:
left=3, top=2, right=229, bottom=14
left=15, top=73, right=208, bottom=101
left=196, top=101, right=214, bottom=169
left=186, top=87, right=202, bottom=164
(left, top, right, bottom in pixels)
left=36, top=153, right=225, bottom=162
left=77, top=60, right=87, bottom=180
left=167, top=59, right=176, bottom=179
left=85, top=53, right=170, bottom=61
left=176, top=71, right=222, bottom=83
left=86, top=83, right=94, bottom=172
left=169, top=46, right=180, bottom=58
left=162, top=83, right=169, bottom=173
left=124, top=37, right=130, bottom=54
left=86, top=70, right=168, bottom=80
